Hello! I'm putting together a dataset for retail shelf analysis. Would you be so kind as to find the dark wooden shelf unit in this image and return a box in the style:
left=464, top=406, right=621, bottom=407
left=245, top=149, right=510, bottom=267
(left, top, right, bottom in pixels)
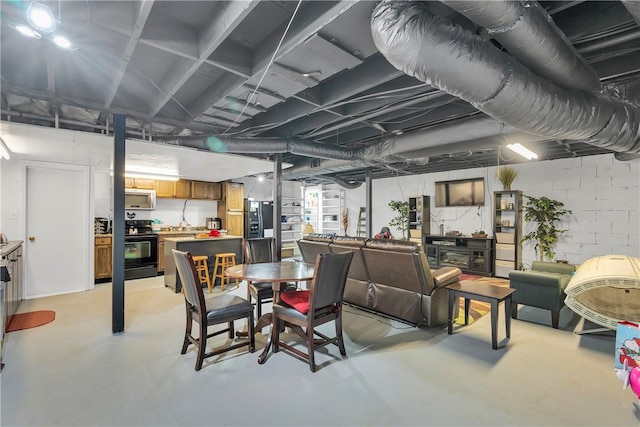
left=424, top=235, right=494, bottom=276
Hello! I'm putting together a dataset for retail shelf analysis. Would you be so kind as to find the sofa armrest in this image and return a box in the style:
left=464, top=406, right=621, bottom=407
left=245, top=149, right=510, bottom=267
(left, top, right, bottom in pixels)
left=532, top=261, right=576, bottom=275
left=432, top=267, right=462, bottom=288
left=509, top=270, right=572, bottom=289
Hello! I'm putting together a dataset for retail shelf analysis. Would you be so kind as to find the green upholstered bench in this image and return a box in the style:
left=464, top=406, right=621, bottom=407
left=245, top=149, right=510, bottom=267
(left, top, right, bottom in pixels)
left=509, top=261, right=576, bottom=328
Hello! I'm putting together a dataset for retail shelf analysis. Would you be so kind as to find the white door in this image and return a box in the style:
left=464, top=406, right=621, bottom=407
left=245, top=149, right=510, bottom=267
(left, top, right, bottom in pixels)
left=26, top=164, right=91, bottom=298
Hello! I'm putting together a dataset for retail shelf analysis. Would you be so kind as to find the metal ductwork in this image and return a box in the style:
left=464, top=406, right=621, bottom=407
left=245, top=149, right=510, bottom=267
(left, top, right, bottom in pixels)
left=622, top=0, right=640, bottom=27
left=281, top=116, right=537, bottom=179
left=321, top=175, right=364, bottom=189
left=371, top=0, right=640, bottom=153
left=440, top=1, right=601, bottom=93
left=154, top=135, right=360, bottom=161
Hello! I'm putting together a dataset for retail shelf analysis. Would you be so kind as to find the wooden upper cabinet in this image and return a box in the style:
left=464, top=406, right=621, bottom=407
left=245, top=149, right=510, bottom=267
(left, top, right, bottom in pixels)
left=225, top=182, right=244, bottom=210
left=174, top=180, right=192, bottom=199
left=192, top=181, right=222, bottom=200
left=125, top=177, right=155, bottom=189
left=155, top=180, right=175, bottom=198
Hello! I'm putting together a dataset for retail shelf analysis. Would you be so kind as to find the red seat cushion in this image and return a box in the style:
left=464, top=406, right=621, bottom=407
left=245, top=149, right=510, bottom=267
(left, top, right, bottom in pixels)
left=280, top=290, right=310, bottom=314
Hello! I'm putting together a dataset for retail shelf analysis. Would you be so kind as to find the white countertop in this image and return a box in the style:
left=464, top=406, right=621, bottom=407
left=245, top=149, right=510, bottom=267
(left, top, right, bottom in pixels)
left=163, top=235, right=242, bottom=242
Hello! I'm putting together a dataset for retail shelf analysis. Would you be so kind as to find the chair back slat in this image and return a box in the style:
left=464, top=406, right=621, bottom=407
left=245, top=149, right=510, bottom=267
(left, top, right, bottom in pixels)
left=172, top=249, right=204, bottom=309
left=310, top=252, right=354, bottom=310
left=244, top=237, right=276, bottom=264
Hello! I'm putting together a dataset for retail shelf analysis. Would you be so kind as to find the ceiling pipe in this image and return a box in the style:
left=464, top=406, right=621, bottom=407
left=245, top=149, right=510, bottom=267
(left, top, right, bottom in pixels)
left=321, top=175, right=364, bottom=189
left=441, top=0, right=601, bottom=93
left=371, top=0, right=640, bottom=153
left=621, top=0, right=640, bottom=27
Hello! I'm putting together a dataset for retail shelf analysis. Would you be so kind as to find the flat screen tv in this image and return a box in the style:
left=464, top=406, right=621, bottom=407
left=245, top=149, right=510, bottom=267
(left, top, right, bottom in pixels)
left=435, top=178, right=485, bottom=207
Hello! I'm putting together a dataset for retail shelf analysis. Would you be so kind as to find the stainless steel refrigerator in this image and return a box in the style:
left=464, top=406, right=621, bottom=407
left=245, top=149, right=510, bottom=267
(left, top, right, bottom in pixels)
left=244, top=200, right=274, bottom=238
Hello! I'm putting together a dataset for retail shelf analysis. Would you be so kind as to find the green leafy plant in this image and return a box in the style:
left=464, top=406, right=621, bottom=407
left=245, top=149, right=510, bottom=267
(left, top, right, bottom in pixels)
left=521, top=195, right=572, bottom=262
left=388, top=200, right=409, bottom=240
left=497, top=166, right=518, bottom=190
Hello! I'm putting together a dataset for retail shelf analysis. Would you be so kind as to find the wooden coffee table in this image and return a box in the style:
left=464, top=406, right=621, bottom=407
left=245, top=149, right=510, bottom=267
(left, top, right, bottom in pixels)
left=446, top=280, right=516, bottom=350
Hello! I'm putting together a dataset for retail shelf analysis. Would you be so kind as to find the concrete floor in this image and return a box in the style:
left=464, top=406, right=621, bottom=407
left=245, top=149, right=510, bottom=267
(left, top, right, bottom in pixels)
left=2, top=276, right=638, bottom=426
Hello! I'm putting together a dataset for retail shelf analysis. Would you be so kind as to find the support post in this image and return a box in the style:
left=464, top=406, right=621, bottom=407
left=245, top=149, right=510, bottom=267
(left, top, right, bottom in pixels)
left=112, top=114, right=126, bottom=333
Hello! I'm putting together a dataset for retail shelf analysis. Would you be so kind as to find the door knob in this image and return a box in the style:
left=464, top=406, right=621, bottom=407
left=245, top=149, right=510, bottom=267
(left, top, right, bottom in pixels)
left=29, top=236, right=35, bottom=241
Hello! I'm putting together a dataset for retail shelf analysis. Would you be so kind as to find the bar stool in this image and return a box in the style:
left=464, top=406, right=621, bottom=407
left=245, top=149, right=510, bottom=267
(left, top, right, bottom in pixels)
left=213, top=252, right=239, bottom=291
left=192, top=255, right=212, bottom=293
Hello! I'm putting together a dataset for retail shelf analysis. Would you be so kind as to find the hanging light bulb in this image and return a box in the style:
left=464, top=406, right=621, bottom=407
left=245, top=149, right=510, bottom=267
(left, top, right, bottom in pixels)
left=27, top=2, right=56, bottom=34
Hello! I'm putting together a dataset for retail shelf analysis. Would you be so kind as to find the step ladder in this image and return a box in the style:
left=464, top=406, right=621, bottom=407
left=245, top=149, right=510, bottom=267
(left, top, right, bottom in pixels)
left=357, top=207, right=367, bottom=237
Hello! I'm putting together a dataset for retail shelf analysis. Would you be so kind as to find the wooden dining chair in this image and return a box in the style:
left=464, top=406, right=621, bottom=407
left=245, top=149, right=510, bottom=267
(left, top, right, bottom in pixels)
left=270, top=251, right=354, bottom=372
left=243, top=237, right=296, bottom=319
left=172, top=249, right=255, bottom=371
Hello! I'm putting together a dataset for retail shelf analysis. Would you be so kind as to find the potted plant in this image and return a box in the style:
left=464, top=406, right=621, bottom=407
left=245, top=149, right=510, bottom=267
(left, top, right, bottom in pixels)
left=388, top=200, right=409, bottom=240
left=497, top=166, right=518, bottom=191
left=521, top=195, right=572, bottom=262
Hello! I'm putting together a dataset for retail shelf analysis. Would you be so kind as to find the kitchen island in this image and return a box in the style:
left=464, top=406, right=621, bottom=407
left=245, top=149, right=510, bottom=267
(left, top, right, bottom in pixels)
left=163, top=235, right=243, bottom=293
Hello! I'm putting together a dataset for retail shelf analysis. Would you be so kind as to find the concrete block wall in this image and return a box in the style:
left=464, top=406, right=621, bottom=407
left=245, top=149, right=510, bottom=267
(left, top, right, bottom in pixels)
left=342, top=153, right=639, bottom=268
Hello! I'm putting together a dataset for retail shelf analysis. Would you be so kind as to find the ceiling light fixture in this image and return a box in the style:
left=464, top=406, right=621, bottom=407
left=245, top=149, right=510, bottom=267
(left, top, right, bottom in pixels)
left=27, top=2, right=56, bottom=34
left=53, top=35, right=72, bottom=49
left=0, top=138, right=12, bottom=160
left=124, top=172, right=179, bottom=181
left=506, top=143, right=538, bottom=160
left=301, top=70, right=321, bottom=77
left=12, top=24, right=41, bottom=38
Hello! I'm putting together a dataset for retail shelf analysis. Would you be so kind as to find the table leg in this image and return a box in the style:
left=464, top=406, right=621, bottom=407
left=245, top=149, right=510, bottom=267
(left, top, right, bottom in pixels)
left=464, top=297, right=470, bottom=325
left=257, top=281, right=285, bottom=365
left=491, top=300, right=498, bottom=350
left=448, top=290, right=455, bottom=335
left=236, top=313, right=272, bottom=338
left=505, top=296, right=512, bottom=338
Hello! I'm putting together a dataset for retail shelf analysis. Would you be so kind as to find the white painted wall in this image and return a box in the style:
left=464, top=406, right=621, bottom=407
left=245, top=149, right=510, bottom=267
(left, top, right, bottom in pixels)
left=342, top=154, right=639, bottom=268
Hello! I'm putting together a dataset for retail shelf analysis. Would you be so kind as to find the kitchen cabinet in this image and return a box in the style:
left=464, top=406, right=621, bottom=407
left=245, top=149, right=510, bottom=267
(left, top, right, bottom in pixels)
left=174, top=180, right=192, bottom=199
left=218, top=182, right=244, bottom=237
left=2, top=241, right=23, bottom=371
left=192, top=181, right=221, bottom=200
left=224, top=182, right=244, bottom=211
left=94, top=235, right=112, bottom=279
left=157, top=232, right=195, bottom=272
left=493, top=190, right=523, bottom=277
left=155, top=180, right=175, bottom=198
left=225, top=212, right=244, bottom=237
left=125, top=178, right=155, bottom=189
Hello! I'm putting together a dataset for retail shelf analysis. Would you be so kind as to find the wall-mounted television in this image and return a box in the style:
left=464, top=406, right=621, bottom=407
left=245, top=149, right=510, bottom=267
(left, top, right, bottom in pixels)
left=435, top=178, right=485, bottom=207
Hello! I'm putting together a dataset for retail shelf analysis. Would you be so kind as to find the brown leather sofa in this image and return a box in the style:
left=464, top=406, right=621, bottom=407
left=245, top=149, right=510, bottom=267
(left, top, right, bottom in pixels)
left=297, top=234, right=461, bottom=326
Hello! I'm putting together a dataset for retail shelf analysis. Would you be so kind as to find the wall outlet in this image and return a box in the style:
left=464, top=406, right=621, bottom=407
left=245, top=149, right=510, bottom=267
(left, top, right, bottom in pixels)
left=9, top=210, right=18, bottom=220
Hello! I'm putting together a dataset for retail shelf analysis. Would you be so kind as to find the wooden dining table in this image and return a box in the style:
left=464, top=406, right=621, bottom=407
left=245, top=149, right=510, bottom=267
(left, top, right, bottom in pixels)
left=225, top=260, right=315, bottom=364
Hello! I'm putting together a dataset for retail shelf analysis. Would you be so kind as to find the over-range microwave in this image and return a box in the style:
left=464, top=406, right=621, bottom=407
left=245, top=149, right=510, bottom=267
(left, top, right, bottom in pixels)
left=125, top=189, right=156, bottom=210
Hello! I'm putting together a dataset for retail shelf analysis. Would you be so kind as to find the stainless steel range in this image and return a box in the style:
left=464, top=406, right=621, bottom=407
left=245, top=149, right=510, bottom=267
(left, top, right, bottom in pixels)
left=124, top=220, right=158, bottom=280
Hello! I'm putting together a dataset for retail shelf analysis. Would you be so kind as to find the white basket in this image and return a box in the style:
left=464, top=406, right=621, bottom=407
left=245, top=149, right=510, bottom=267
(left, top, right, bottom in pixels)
left=496, top=232, right=514, bottom=244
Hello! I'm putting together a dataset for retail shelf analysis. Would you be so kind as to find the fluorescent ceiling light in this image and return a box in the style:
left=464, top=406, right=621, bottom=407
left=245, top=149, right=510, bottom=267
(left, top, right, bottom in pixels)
left=0, top=138, right=11, bottom=160
left=13, top=24, right=41, bottom=38
left=506, top=143, right=538, bottom=160
left=125, top=172, right=179, bottom=181
left=27, top=2, right=56, bottom=33
left=301, top=70, right=321, bottom=77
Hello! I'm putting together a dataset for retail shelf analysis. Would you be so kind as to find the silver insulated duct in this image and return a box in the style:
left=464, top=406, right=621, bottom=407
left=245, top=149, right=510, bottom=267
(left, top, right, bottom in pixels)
left=440, top=1, right=601, bottom=93
left=371, top=0, right=640, bottom=153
